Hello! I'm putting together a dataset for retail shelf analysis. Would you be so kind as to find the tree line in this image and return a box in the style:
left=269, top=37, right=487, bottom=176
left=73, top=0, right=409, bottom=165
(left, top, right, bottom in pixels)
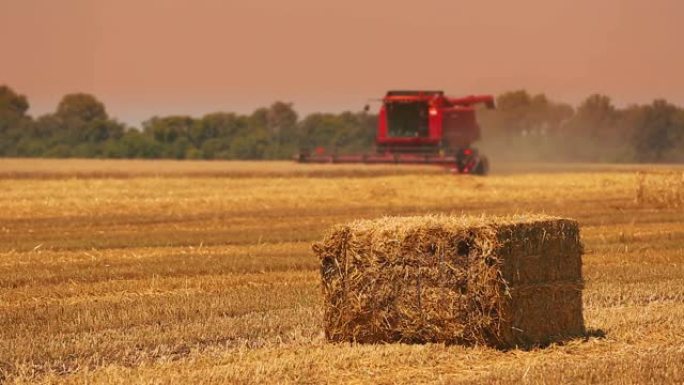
left=478, top=91, right=684, bottom=162
left=0, top=85, right=375, bottom=160
left=1, top=84, right=683, bottom=162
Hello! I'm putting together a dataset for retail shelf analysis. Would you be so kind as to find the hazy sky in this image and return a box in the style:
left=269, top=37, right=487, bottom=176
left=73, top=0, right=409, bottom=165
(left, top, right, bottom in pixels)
left=2, top=0, right=683, bottom=125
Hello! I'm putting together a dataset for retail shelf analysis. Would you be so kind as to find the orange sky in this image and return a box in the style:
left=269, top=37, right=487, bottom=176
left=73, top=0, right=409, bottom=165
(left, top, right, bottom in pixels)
left=1, top=0, right=683, bottom=125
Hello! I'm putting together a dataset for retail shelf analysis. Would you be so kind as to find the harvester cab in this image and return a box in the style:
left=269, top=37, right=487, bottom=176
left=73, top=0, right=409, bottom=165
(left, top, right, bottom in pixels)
left=297, top=90, right=495, bottom=175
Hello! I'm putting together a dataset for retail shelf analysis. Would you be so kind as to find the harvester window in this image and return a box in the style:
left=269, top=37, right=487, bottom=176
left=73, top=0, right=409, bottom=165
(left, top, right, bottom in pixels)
left=387, top=102, right=429, bottom=138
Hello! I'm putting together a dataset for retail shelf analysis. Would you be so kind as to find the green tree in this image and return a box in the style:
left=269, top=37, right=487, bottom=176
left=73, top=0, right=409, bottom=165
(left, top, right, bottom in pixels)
left=0, top=85, right=32, bottom=155
left=192, top=112, right=247, bottom=147
left=491, top=90, right=573, bottom=138
left=56, top=93, right=108, bottom=122
left=491, top=90, right=534, bottom=137
left=565, top=94, right=617, bottom=140
left=228, top=128, right=270, bottom=159
left=297, top=111, right=375, bottom=153
left=30, top=93, right=125, bottom=157
left=631, top=100, right=684, bottom=162
left=0, top=85, right=29, bottom=126
left=200, top=138, right=232, bottom=159
left=142, top=116, right=195, bottom=144
left=103, top=130, right=164, bottom=158
left=267, top=102, right=298, bottom=140
left=249, top=108, right=269, bottom=131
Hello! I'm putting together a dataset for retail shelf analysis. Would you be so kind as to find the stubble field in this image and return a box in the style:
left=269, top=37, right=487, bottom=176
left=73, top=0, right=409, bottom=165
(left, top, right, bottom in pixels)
left=1, top=159, right=683, bottom=384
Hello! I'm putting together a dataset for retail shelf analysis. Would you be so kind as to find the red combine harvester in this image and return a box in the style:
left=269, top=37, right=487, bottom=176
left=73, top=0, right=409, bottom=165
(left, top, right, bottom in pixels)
left=297, top=90, right=495, bottom=175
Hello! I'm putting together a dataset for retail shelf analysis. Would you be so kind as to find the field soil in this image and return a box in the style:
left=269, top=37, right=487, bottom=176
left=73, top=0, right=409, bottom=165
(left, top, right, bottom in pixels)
left=0, top=159, right=683, bottom=384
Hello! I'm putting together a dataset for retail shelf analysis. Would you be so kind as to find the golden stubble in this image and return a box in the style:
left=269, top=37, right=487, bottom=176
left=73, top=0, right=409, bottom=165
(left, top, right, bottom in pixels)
left=0, top=160, right=683, bottom=384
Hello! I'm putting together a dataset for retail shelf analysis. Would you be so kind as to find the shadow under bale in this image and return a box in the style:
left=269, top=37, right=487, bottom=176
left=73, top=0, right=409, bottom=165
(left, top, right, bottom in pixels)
left=313, top=214, right=585, bottom=349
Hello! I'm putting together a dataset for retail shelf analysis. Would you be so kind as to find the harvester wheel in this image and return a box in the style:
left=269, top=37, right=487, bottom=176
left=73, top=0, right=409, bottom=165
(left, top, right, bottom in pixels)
left=473, top=156, right=489, bottom=176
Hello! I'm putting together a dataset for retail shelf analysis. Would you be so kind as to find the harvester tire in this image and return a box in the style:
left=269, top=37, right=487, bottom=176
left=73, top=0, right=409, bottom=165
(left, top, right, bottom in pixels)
left=473, top=156, right=489, bottom=176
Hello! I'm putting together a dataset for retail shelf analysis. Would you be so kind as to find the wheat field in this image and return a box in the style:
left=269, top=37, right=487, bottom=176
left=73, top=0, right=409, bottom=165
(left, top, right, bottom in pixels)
left=1, top=159, right=683, bottom=384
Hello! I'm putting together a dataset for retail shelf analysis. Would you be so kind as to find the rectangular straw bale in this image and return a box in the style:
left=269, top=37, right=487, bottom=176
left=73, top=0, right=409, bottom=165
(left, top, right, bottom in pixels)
left=312, top=214, right=585, bottom=348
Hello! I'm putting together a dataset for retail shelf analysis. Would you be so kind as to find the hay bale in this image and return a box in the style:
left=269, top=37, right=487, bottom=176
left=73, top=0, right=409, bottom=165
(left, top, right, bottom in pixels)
left=313, top=214, right=585, bottom=348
